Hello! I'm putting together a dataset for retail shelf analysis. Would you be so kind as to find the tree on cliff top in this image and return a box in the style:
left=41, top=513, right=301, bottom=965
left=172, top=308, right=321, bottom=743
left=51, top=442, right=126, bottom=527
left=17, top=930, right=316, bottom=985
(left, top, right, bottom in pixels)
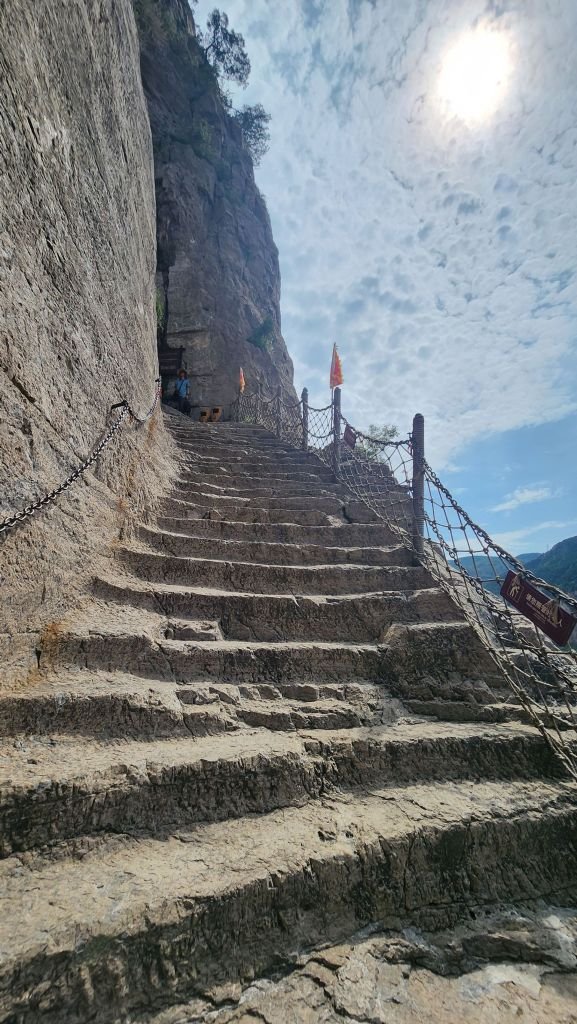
left=199, top=10, right=251, bottom=86
left=356, top=423, right=399, bottom=462
left=233, top=104, right=271, bottom=164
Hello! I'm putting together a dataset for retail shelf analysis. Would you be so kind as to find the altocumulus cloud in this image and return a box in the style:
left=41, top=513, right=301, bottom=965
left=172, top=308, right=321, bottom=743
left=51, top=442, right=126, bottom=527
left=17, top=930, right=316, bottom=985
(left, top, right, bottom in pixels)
left=194, top=0, right=577, bottom=468
left=491, top=485, right=557, bottom=513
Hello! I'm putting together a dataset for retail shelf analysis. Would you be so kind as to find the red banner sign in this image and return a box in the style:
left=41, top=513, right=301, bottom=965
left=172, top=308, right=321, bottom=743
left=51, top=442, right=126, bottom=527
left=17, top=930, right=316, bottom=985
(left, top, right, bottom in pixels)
left=343, top=424, right=357, bottom=448
left=500, top=571, right=577, bottom=646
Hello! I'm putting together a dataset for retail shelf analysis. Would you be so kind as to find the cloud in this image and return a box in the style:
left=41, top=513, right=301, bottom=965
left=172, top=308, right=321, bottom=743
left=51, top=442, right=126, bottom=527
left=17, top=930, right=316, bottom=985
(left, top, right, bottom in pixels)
left=491, top=519, right=577, bottom=553
left=195, top=0, right=577, bottom=472
left=491, top=485, right=557, bottom=512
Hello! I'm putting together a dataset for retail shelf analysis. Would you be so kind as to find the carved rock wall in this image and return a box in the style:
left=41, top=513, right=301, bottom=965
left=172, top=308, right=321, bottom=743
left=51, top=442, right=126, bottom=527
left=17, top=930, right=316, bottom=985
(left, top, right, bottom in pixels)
left=136, top=0, right=296, bottom=414
left=0, top=0, right=175, bottom=682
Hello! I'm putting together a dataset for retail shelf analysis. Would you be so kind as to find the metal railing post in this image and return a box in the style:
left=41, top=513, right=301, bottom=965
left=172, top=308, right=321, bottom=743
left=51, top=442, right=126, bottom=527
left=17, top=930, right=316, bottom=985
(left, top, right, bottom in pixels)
left=412, top=413, right=425, bottom=565
left=332, top=386, right=341, bottom=480
left=255, top=380, right=262, bottom=425
left=301, top=387, right=309, bottom=450
left=275, top=385, right=282, bottom=438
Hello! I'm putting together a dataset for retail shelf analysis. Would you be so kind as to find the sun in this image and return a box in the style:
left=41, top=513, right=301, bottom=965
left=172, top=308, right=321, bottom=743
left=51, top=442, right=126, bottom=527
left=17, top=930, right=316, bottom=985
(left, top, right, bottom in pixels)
left=438, top=26, right=512, bottom=122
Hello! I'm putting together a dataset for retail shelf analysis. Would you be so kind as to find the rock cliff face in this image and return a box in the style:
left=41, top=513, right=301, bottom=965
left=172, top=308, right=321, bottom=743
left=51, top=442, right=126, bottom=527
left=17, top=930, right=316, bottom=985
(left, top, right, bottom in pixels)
left=135, top=0, right=296, bottom=414
left=0, top=0, right=174, bottom=681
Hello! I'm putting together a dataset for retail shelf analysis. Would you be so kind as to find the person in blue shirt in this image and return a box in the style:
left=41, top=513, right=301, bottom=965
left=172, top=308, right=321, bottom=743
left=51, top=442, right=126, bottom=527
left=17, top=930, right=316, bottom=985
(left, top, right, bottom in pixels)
left=173, top=369, right=191, bottom=414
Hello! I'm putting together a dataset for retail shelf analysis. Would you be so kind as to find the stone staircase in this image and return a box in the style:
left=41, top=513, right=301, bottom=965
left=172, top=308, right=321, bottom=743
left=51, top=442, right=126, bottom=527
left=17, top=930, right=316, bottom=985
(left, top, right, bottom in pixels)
left=1, top=416, right=576, bottom=1023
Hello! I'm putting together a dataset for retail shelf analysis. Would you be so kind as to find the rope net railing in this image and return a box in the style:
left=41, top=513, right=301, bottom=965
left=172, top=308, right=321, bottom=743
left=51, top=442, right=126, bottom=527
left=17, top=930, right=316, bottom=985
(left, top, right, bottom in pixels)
left=232, top=380, right=577, bottom=779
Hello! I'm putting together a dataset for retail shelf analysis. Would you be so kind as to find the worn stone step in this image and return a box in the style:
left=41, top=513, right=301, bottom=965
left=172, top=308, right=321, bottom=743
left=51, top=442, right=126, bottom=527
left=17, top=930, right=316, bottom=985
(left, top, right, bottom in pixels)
left=141, top=907, right=577, bottom=1024
left=170, top=486, right=347, bottom=515
left=46, top=600, right=500, bottom=697
left=1, top=780, right=576, bottom=1023
left=181, top=449, right=331, bottom=470
left=408, top=697, right=577, bottom=731
left=177, top=477, right=346, bottom=501
left=179, top=690, right=391, bottom=732
left=94, top=576, right=446, bottom=643
left=138, top=524, right=413, bottom=568
left=1, top=722, right=564, bottom=858
left=168, top=421, right=273, bottom=436
left=179, top=464, right=338, bottom=485
left=159, top=496, right=343, bottom=526
left=0, top=671, right=399, bottom=739
left=155, top=516, right=401, bottom=547
left=225, top=696, right=414, bottom=732
left=0, top=672, right=238, bottom=740
left=172, top=435, right=299, bottom=456
left=178, top=461, right=404, bottom=491
left=49, top=627, right=503, bottom=709
left=48, top=629, right=388, bottom=684
left=177, top=679, right=393, bottom=710
left=118, top=547, right=430, bottom=597
left=168, top=423, right=282, bottom=441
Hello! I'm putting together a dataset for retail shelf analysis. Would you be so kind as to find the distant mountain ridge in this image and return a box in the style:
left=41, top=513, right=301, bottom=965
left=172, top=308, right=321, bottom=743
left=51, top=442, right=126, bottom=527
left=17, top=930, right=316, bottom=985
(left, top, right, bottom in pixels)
left=453, top=536, right=577, bottom=599
left=524, top=536, right=577, bottom=596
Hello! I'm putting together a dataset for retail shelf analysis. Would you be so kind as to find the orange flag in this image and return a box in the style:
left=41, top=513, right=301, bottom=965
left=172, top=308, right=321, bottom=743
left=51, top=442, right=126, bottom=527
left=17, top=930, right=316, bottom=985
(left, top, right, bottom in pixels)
left=329, top=344, right=343, bottom=389
left=239, top=367, right=246, bottom=393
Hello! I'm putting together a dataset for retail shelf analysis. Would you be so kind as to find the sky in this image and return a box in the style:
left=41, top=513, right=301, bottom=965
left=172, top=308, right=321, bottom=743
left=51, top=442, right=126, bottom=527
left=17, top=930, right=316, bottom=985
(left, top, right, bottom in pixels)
left=194, top=0, right=577, bottom=555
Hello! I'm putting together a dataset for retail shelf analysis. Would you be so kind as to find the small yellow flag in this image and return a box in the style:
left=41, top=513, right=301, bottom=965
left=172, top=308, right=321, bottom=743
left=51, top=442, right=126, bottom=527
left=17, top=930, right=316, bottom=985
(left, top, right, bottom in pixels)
left=239, top=367, right=246, bottom=394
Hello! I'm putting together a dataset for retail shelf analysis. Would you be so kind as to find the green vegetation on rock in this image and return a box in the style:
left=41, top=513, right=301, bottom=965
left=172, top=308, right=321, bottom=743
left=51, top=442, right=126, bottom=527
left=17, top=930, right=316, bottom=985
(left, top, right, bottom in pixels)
left=356, top=423, right=399, bottom=462
left=525, top=537, right=577, bottom=595
left=247, top=315, right=275, bottom=352
left=199, top=9, right=250, bottom=86
left=233, top=104, right=271, bottom=165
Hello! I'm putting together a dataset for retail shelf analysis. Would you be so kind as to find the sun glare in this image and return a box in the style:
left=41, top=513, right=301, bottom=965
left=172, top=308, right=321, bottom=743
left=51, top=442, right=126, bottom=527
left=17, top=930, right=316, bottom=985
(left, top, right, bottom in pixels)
left=438, top=26, right=512, bottom=122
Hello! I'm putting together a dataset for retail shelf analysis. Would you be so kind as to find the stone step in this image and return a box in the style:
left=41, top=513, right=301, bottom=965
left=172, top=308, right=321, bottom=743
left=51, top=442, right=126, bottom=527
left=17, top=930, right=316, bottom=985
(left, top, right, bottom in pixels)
left=0, top=673, right=398, bottom=740
left=48, top=621, right=503, bottom=709
left=222, top=696, right=406, bottom=732
left=46, top=630, right=388, bottom=684
left=179, top=459, right=405, bottom=490
left=168, top=423, right=281, bottom=440
left=141, top=907, right=577, bottom=1024
left=118, top=547, right=430, bottom=597
left=179, top=441, right=328, bottom=464
left=0, top=722, right=563, bottom=858
left=172, top=435, right=298, bottom=455
left=138, top=524, right=413, bottom=567
left=170, top=485, right=347, bottom=515
left=0, top=672, right=237, bottom=740
left=155, top=516, right=401, bottom=546
left=1, top=780, right=576, bottom=1022
left=94, top=576, right=446, bottom=643
left=159, top=496, right=343, bottom=526
left=168, top=421, right=274, bottom=436
left=180, top=449, right=330, bottom=470
left=177, top=475, right=346, bottom=499
left=179, top=463, right=338, bottom=484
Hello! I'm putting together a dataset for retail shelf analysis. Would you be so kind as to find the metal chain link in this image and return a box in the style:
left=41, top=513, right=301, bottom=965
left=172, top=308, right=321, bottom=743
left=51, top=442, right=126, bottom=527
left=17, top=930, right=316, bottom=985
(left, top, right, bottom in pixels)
left=0, top=378, right=161, bottom=536
left=423, top=458, right=577, bottom=615
left=232, top=381, right=577, bottom=777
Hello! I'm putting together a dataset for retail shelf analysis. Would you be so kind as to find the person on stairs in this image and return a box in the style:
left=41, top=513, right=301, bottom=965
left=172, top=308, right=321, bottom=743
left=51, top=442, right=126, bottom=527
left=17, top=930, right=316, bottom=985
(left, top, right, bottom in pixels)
left=172, top=369, right=191, bottom=415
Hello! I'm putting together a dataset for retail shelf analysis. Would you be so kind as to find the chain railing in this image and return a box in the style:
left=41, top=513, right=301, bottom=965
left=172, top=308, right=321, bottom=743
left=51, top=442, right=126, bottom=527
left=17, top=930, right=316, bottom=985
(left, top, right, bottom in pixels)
left=0, top=378, right=161, bottom=536
left=233, top=379, right=577, bottom=779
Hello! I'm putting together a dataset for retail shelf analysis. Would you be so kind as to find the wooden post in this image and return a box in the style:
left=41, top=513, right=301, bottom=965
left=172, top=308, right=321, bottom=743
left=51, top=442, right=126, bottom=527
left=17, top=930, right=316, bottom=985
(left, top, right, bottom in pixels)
left=332, top=386, right=341, bottom=480
left=301, top=387, right=309, bottom=450
left=412, top=413, right=425, bottom=565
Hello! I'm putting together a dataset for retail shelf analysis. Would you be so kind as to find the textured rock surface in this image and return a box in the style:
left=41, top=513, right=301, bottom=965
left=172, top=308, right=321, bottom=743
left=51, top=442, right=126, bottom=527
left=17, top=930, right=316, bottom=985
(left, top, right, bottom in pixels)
left=0, top=0, right=176, bottom=682
left=149, top=908, right=577, bottom=1023
left=135, top=0, right=296, bottom=413
left=0, top=417, right=576, bottom=1022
